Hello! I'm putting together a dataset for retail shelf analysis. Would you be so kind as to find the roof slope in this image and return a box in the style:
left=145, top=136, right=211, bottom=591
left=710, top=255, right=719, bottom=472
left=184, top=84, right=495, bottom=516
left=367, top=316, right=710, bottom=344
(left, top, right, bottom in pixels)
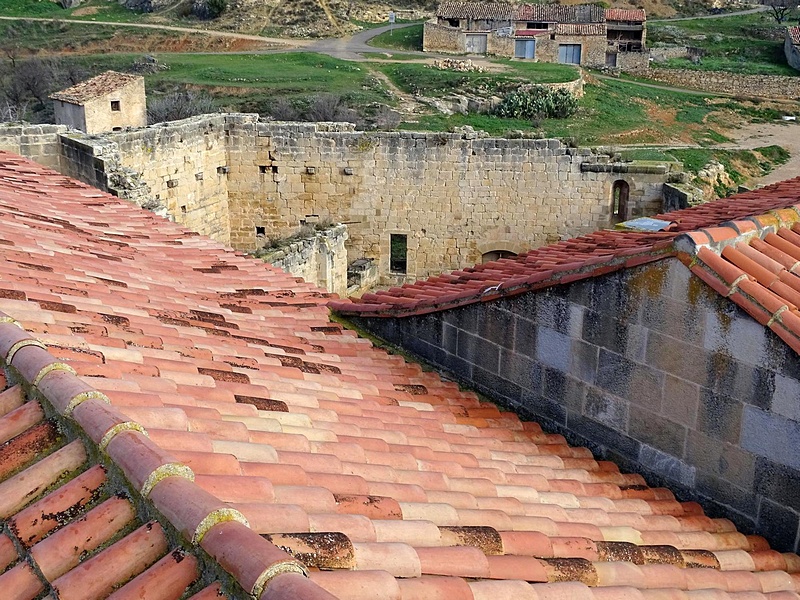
left=436, top=1, right=514, bottom=20
left=50, top=71, right=142, bottom=105
left=332, top=178, right=800, bottom=318
left=2, top=151, right=800, bottom=599
left=605, top=8, right=647, bottom=22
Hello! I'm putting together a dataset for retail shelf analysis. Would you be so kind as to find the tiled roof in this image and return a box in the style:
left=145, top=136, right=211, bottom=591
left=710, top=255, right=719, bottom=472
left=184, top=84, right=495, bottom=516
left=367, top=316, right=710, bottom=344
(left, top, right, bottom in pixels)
left=50, top=71, right=142, bottom=105
left=555, top=23, right=607, bottom=36
left=605, top=8, right=646, bottom=22
left=436, top=1, right=514, bottom=20
left=676, top=206, right=800, bottom=355
left=2, top=150, right=800, bottom=599
left=789, top=26, right=800, bottom=46
left=332, top=177, right=800, bottom=318
left=514, top=4, right=606, bottom=23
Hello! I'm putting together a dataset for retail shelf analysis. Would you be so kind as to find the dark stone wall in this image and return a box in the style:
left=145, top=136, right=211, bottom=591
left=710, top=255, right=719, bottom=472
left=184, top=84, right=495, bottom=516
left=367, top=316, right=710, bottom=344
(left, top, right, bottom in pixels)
left=354, top=258, right=800, bottom=552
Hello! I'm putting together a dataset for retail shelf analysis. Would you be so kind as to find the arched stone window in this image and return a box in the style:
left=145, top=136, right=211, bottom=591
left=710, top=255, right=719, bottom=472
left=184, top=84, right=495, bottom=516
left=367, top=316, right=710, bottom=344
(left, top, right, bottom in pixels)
left=612, top=180, right=630, bottom=221
left=482, top=250, right=517, bottom=263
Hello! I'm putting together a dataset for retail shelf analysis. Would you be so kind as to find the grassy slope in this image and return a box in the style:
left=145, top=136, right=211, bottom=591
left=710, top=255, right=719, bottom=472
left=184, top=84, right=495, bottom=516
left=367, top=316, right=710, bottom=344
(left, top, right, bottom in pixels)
left=367, top=24, right=423, bottom=51
left=649, top=11, right=800, bottom=76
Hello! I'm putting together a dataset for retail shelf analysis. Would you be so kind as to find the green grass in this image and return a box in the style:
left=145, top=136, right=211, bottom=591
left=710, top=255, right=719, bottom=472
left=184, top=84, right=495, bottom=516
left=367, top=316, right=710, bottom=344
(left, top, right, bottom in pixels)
left=0, top=0, right=147, bottom=22
left=0, top=19, right=119, bottom=53
left=377, top=61, right=578, bottom=97
left=361, top=52, right=421, bottom=61
left=367, top=24, right=423, bottom=51
left=618, top=149, right=677, bottom=162
left=649, top=11, right=800, bottom=76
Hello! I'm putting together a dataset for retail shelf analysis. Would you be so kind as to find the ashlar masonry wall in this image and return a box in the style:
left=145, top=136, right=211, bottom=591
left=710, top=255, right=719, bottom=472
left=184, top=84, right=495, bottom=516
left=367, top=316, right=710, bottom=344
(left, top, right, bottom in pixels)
left=354, top=258, right=800, bottom=553
left=223, top=118, right=668, bottom=285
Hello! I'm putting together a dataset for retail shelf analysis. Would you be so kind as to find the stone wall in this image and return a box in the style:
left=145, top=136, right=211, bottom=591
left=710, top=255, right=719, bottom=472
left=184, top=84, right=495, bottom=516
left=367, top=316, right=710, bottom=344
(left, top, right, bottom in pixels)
left=255, top=224, right=349, bottom=296
left=105, top=116, right=232, bottom=244
left=423, top=21, right=465, bottom=53
left=615, top=50, right=650, bottom=70
left=354, top=258, right=800, bottom=553
left=0, top=115, right=675, bottom=286
left=0, top=123, right=65, bottom=172
left=786, top=33, right=800, bottom=72
left=533, top=34, right=608, bottom=68
left=626, top=67, right=800, bottom=100
left=224, top=119, right=670, bottom=284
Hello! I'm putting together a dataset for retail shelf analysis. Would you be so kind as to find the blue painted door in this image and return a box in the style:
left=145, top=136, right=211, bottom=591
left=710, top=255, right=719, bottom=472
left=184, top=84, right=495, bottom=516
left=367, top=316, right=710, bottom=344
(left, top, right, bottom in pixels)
left=514, top=39, right=535, bottom=59
left=558, top=44, right=581, bottom=64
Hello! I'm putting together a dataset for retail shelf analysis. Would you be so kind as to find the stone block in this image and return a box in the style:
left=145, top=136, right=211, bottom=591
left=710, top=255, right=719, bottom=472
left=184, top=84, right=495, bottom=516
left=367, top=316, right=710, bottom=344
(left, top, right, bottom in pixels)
left=569, top=338, right=598, bottom=384
left=638, top=444, right=696, bottom=488
left=566, top=410, right=641, bottom=462
left=596, top=349, right=663, bottom=410
left=515, top=393, right=567, bottom=427
left=536, top=326, right=571, bottom=372
left=685, top=429, right=755, bottom=489
left=704, top=310, right=771, bottom=368
left=706, top=353, right=774, bottom=410
left=456, top=331, right=500, bottom=373
left=694, top=472, right=757, bottom=531
left=741, top=406, right=800, bottom=470
left=645, top=330, right=707, bottom=387
left=753, top=456, right=800, bottom=513
left=472, top=365, right=523, bottom=406
left=498, top=349, right=542, bottom=394
left=477, top=305, right=515, bottom=348
left=584, top=388, right=628, bottom=432
left=662, top=374, right=699, bottom=428
left=513, top=315, right=538, bottom=359
left=640, top=296, right=704, bottom=346
left=771, top=373, right=800, bottom=422
left=756, top=498, right=800, bottom=553
left=697, top=389, right=743, bottom=444
left=628, top=404, right=687, bottom=457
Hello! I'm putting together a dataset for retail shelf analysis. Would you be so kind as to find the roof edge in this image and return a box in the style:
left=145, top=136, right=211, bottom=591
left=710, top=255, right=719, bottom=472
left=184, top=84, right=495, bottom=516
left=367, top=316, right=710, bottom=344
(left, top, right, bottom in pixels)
left=0, top=314, right=321, bottom=600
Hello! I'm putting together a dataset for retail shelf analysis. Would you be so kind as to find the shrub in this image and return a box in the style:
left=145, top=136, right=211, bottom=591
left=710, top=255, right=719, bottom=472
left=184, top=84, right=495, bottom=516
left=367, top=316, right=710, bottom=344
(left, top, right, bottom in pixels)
left=192, top=0, right=227, bottom=19
left=493, top=86, right=578, bottom=120
left=147, top=89, right=216, bottom=124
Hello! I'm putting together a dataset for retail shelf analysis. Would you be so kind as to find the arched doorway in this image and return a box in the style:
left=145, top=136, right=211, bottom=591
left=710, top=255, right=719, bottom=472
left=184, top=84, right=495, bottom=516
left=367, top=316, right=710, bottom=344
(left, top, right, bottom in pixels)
left=612, top=180, right=630, bottom=222
left=482, top=250, right=517, bottom=263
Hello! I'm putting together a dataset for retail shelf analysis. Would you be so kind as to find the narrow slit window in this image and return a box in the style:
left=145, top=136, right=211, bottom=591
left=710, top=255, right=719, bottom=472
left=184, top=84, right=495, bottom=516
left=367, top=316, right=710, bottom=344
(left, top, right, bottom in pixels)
left=111, top=100, right=121, bottom=112
left=256, top=226, right=266, bottom=235
left=390, top=234, right=407, bottom=274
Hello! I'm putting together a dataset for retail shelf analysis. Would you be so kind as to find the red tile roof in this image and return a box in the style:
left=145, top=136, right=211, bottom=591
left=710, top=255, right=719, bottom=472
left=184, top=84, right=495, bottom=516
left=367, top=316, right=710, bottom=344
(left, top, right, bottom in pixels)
left=676, top=207, right=800, bottom=354
left=515, top=3, right=606, bottom=23
left=332, top=177, right=800, bottom=318
left=605, top=8, right=647, bottom=22
left=436, top=1, right=514, bottom=20
left=789, top=26, right=800, bottom=46
left=1, top=150, right=800, bottom=599
left=50, top=71, right=143, bottom=105
left=555, top=23, right=606, bottom=36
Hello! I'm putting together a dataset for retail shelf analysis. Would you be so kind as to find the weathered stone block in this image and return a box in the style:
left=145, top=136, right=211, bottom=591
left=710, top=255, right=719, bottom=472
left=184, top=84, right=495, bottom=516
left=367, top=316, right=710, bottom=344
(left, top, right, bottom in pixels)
left=662, top=374, right=699, bottom=428
left=628, top=405, right=687, bottom=457
left=584, top=388, right=628, bottom=432
left=756, top=498, right=799, bottom=553
left=697, top=390, right=743, bottom=444
left=685, top=429, right=755, bottom=489
left=741, top=406, right=800, bottom=470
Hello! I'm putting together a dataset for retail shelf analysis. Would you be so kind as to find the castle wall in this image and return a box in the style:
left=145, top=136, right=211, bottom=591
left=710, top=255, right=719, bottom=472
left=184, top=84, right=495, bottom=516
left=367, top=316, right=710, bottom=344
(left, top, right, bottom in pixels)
left=0, top=124, right=66, bottom=173
left=1, top=115, right=670, bottom=287
left=354, top=258, right=800, bottom=553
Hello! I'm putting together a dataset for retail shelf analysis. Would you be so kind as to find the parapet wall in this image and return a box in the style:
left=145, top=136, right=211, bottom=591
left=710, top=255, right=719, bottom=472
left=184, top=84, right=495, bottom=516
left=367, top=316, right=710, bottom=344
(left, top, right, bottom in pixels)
left=355, top=258, right=800, bottom=553
left=0, top=123, right=65, bottom=173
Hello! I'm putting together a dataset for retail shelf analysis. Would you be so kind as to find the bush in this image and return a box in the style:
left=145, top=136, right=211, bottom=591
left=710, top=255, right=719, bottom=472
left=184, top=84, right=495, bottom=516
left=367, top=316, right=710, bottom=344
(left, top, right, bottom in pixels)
left=147, top=89, right=216, bottom=124
left=493, top=86, right=578, bottom=120
left=192, top=0, right=227, bottom=19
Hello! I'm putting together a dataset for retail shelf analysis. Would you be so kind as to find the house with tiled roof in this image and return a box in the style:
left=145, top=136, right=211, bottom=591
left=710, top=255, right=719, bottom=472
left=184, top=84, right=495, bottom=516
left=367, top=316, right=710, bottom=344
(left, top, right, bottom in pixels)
left=3, top=147, right=800, bottom=599
left=50, top=71, right=147, bottom=135
left=423, top=2, right=649, bottom=69
left=786, top=27, right=800, bottom=71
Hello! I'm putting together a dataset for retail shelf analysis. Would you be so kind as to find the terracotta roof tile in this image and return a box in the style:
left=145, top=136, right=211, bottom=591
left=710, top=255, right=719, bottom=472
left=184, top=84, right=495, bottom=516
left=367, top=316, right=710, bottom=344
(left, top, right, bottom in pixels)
left=0, top=151, right=798, bottom=599
left=605, top=8, right=646, bottom=21
left=436, top=1, right=514, bottom=20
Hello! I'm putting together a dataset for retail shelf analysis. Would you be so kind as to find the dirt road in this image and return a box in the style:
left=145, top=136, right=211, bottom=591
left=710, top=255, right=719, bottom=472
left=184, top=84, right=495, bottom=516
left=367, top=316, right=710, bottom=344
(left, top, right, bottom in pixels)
left=723, top=121, right=800, bottom=186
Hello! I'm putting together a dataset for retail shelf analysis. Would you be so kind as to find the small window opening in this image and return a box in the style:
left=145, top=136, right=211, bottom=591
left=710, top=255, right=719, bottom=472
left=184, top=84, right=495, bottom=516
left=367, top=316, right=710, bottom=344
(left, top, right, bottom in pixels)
left=550, top=33, right=556, bottom=40
left=612, top=180, right=630, bottom=221
left=527, top=22, right=548, bottom=29
left=390, top=234, right=408, bottom=274
left=256, top=226, right=266, bottom=236
left=259, top=165, right=268, bottom=174
left=272, top=165, right=279, bottom=174
left=482, top=250, right=517, bottom=263
left=112, top=127, right=122, bottom=132
left=110, top=100, right=121, bottom=112
left=180, top=205, right=187, bottom=214
left=448, top=18, right=459, bottom=27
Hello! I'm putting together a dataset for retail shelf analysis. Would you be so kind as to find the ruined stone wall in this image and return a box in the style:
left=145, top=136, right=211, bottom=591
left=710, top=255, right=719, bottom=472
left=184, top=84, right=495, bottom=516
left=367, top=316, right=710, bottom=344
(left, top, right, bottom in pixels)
left=105, top=115, right=232, bottom=244
left=255, top=224, right=349, bottom=296
left=533, top=34, right=608, bottom=68
left=614, top=50, right=650, bottom=70
left=626, top=68, right=800, bottom=100
left=423, top=21, right=464, bottom=52
left=0, top=123, right=66, bottom=172
left=786, top=34, right=800, bottom=72
left=223, top=119, right=667, bottom=284
left=355, top=258, right=800, bottom=553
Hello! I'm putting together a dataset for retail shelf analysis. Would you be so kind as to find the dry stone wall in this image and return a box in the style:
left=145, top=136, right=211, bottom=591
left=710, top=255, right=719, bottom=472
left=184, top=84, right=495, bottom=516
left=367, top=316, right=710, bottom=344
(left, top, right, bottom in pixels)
left=626, top=68, right=800, bottom=100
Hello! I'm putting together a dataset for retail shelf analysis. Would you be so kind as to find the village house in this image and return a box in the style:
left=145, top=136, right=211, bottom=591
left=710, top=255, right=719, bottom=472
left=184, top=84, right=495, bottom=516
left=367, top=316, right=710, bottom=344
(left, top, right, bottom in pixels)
left=51, top=71, right=147, bottom=135
left=786, top=26, right=800, bottom=72
left=423, top=1, right=649, bottom=69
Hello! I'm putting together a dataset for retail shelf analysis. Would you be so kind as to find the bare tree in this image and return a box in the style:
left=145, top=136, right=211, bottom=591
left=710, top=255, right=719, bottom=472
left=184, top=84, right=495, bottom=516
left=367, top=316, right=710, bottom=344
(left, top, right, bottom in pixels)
left=761, top=0, right=799, bottom=23
left=147, top=89, right=217, bottom=124
left=307, top=94, right=358, bottom=123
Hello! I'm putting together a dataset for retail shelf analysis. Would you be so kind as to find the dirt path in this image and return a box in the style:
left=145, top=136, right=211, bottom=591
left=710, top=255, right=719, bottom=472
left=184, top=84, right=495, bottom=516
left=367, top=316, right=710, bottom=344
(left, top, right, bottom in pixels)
left=721, top=121, right=800, bottom=186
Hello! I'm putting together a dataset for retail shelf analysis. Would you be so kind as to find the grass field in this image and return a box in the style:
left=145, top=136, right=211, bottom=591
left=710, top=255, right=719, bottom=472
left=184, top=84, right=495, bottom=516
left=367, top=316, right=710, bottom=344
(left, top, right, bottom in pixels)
left=0, top=0, right=148, bottom=22
left=367, top=24, right=424, bottom=51
left=649, top=11, right=800, bottom=75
